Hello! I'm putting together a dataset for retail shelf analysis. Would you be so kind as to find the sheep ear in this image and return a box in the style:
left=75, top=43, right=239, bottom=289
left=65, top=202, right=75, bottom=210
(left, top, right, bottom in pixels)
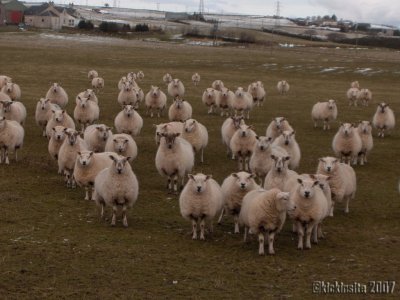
left=188, top=174, right=195, bottom=180
left=52, top=127, right=56, bottom=132
left=89, top=151, right=94, bottom=156
left=255, top=135, right=259, bottom=140
left=326, top=176, right=331, bottom=181
left=231, top=173, right=239, bottom=178
left=319, top=158, right=325, bottom=163
left=113, top=139, right=117, bottom=143
left=175, top=133, right=181, bottom=137
left=313, top=180, right=320, bottom=187
left=291, top=131, right=295, bottom=135
left=297, top=178, right=303, bottom=184
left=61, top=110, right=65, bottom=114
left=51, top=109, right=56, bottom=113
left=285, top=156, right=290, bottom=161
left=106, top=127, right=112, bottom=131
left=309, top=174, right=316, bottom=180
left=270, top=154, right=276, bottom=160
left=205, top=175, right=212, bottom=181
left=333, top=159, right=338, bottom=163
left=267, top=136, right=273, bottom=141
left=109, top=155, right=117, bottom=162
left=63, top=127, right=68, bottom=132
left=77, top=96, right=81, bottom=100
left=249, top=173, right=256, bottom=179
left=77, top=151, right=81, bottom=156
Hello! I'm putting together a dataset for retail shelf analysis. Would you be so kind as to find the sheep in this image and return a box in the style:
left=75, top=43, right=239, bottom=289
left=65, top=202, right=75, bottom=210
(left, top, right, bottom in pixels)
left=357, top=88, right=372, bottom=106
left=58, top=129, right=87, bottom=188
left=317, top=156, right=356, bottom=215
left=73, top=95, right=100, bottom=131
left=0, top=116, right=24, bottom=164
left=45, top=83, right=68, bottom=108
left=118, top=76, right=129, bottom=90
left=133, top=87, right=144, bottom=109
left=191, top=73, right=201, bottom=86
left=92, top=77, right=104, bottom=93
left=48, top=126, right=72, bottom=161
left=201, top=88, right=218, bottom=114
left=154, top=121, right=184, bottom=145
left=232, top=87, right=253, bottom=119
left=266, top=117, right=294, bottom=141
left=221, top=116, right=244, bottom=159
left=240, top=189, right=293, bottom=255
left=216, top=87, right=234, bottom=117
left=357, top=121, right=373, bottom=165
left=117, top=82, right=137, bottom=107
left=163, top=73, right=172, bottom=85
left=249, top=136, right=288, bottom=183
left=311, top=99, right=338, bottom=130
left=350, top=81, right=360, bottom=89
left=277, top=80, right=290, bottom=95
left=73, top=151, right=117, bottom=201
left=83, top=124, right=112, bottom=153
left=218, top=171, right=259, bottom=233
left=45, top=109, right=75, bottom=139
left=229, top=124, right=257, bottom=171
left=35, top=98, right=61, bottom=136
left=179, top=173, right=223, bottom=240
left=0, top=91, right=11, bottom=102
left=77, top=89, right=98, bottom=104
left=127, top=72, right=137, bottom=82
left=93, top=155, right=139, bottom=227
left=168, top=98, right=192, bottom=122
left=263, top=154, right=298, bottom=192
left=332, top=123, right=362, bottom=165
left=271, top=130, right=301, bottom=170
left=181, top=118, right=208, bottom=163
left=105, top=133, right=137, bottom=162
left=88, top=70, right=98, bottom=81
left=0, top=100, right=27, bottom=125
left=372, top=102, right=395, bottom=138
left=288, top=177, right=328, bottom=250
left=167, top=78, right=185, bottom=99
left=211, top=79, right=224, bottom=91
left=1, top=82, right=21, bottom=101
left=247, top=81, right=266, bottom=107
left=155, top=132, right=194, bottom=194
left=346, top=87, right=359, bottom=106
left=137, top=70, right=144, bottom=80
left=0, top=75, right=12, bottom=89
left=145, top=86, right=167, bottom=118
left=114, top=105, right=143, bottom=136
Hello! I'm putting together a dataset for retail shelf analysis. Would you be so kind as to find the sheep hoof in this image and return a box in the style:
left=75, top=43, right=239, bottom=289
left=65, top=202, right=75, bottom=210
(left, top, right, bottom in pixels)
left=268, top=251, right=275, bottom=255
left=297, top=246, right=303, bottom=250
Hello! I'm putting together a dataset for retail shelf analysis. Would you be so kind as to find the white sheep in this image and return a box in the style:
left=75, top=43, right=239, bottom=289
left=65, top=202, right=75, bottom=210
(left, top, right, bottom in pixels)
left=114, top=105, right=143, bottom=136
left=137, top=70, right=144, bottom=80
left=45, top=83, right=68, bottom=108
left=182, top=118, right=208, bottom=163
left=0, top=91, right=11, bottom=102
left=1, top=82, right=21, bottom=101
left=350, top=81, right=360, bottom=89
left=88, top=70, right=98, bottom=81
left=133, top=87, right=144, bottom=109
left=372, top=102, right=395, bottom=138
left=191, top=73, right=201, bottom=86
left=221, top=116, right=244, bottom=159
left=84, top=124, right=112, bottom=153
left=77, top=89, right=98, bottom=104
left=211, top=79, right=224, bottom=91
left=218, top=172, right=259, bottom=233
left=127, top=72, right=137, bottom=82
left=346, top=87, right=359, bottom=106
left=0, top=116, right=24, bottom=164
left=232, top=87, right=253, bottom=119
left=311, top=99, right=338, bottom=130
left=155, top=132, right=194, bottom=194
left=179, top=173, right=223, bottom=240
left=145, top=86, right=167, bottom=118
left=167, top=78, right=185, bottom=99
left=317, top=156, right=356, bottom=214
left=0, top=75, right=11, bottom=89
left=168, top=98, right=192, bottom=122
left=271, top=130, right=301, bottom=170
left=277, top=80, right=290, bottom=95
left=163, top=73, right=172, bottom=85
left=288, top=177, right=328, bottom=250
left=216, top=87, right=234, bottom=117
left=45, top=109, right=75, bottom=139
left=0, top=100, right=27, bottom=125
left=154, top=121, right=184, bottom=145
left=73, top=95, right=100, bottom=131
left=357, top=88, right=372, bottom=106
left=73, top=150, right=116, bottom=201
left=93, top=155, right=139, bottom=227
left=105, top=133, right=137, bottom=162
left=35, top=98, right=61, bottom=136
left=48, top=126, right=71, bottom=161
left=332, top=123, right=362, bottom=165
left=229, top=124, right=257, bottom=171
left=92, top=77, right=104, bottom=93
left=357, top=121, right=373, bottom=165
left=240, top=189, right=293, bottom=255
left=266, top=117, right=294, bottom=141
left=247, top=81, right=266, bottom=107
left=201, top=88, right=218, bottom=114
left=117, top=82, right=137, bottom=107
left=118, top=76, right=128, bottom=90
left=263, top=154, right=298, bottom=192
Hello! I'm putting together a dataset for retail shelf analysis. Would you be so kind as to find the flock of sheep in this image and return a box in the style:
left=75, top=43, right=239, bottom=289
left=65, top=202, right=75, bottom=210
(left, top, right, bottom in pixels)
left=0, top=71, right=396, bottom=255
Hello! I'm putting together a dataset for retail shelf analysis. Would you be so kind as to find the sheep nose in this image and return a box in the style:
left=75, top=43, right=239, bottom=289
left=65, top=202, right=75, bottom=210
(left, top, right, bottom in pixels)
left=82, top=161, right=87, bottom=166
left=327, top=167, right=331, bottom=172
left=304, top=191, right=310, bottom=198
left=241, top=132, right=246, bottom=137
left=285, top=141, right=289, bottom=145
left=241, top=183, right=245, bottom=189
left=117, top=169, right=122, bottom=174
left=197, top=187, right=202, bottom=192
left=168, top=145, right=172, bottom=149
left=260, top=146, right=264, bottom=150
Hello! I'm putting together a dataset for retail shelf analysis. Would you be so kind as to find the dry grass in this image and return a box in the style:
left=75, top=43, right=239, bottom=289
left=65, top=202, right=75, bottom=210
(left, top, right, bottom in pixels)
left=0, top=31, right=399, bottom=298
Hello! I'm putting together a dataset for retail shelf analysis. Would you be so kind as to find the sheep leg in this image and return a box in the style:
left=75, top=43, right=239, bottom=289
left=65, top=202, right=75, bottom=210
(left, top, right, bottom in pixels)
left=313, top=120, right=318, bottom=128
left=233, top=214, right=240, bottom=234
left=166, top=177, right=172, bottom=192
left=42, top=129, right=46, bottom=137
left=200, top=147, right=204, bottom=163
left=258, top=232, right=265, bottom=255
left=305, top=223, right=315, bottom=249
left=173, top=175, right=178, bottom=194
left=359, top=153, right=365, bottom=166
left=296, top=222, right=304, bottom=250
left=345, top=196, right=350, bottom=214
left=4, top=148, right=9, bottom=165
left=330, top=201, right=335, bottom=217
left=84, top=187, right=90, bottom=201
left=317, top=223, right=325, bottom=239
left=217, top=207, right=224, bottom=225
left=122, top=204, right=128, bottom=227
left=191, top=218, right=198, bottom=239
left=245, top=156, right=250, bottom=171
left=100, top=203, right=105, bottom=219
left=268, top=231, right=276, bottom=255
left=111, top=204, right=117, bottom=226
left=71, top=175, right=76, bottom=189
left=243, top=227, right=248, bottom=242
left=312, top=224, right=318, bottom=244
left=199, top=218, right=206, bottom=240
left=351, top=155, right=358, bottom=166
left=209, top=221, right=213, bottom=233
left=0, top=148, right=3, bottom=164
left=238, top=156, right=243, bottom=171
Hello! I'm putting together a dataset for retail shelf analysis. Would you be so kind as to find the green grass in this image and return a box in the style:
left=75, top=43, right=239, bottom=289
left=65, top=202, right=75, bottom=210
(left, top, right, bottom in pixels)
left=0, top=31, right=399, bottom=298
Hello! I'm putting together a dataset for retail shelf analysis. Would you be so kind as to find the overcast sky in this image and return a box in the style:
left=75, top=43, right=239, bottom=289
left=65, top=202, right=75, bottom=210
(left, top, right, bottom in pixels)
left=29, top=0, right=400, bottom=26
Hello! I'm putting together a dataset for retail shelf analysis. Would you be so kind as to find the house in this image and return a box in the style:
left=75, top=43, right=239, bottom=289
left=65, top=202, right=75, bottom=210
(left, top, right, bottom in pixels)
left=24, top=2, right=79, bottom=30
left=0, top=0, right=26, bottom=25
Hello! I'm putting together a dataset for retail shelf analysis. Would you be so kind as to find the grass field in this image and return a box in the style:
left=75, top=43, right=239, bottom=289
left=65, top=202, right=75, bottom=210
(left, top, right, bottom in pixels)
left=0, top=31, right=400, bottom=298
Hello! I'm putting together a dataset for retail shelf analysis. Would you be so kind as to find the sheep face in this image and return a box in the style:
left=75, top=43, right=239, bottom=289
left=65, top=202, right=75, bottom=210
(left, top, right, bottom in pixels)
left=137, top=71, right=144, bottom=79
left=39, top=98, right=51, bottom=110
left=163, top=73, right=172, bottom=83
left=109, top=155, right=130, bottom=174
left=161, top=132, right=180, bottom=149
left=378, top=103, right=388, bottom=113
left=188, top=173, right=211, bottom=193
left=232, top=172, right=255, bottom=191
left=127, top=72, right=137, bottom=81
left=213, top=80, right=223, bottom=90
left=123, top=82, right=132, bottom=92
left=0, top=116, right=6, bottom=129
left=4, top=82, right=14, bottom=93
left=51, top=83, right=60, bottom=93
left=281, top=130, right=295, bottom=145
left=84, top=89, right=95, bottom=98
left=340, top=123, right=355, bottom=136
left=77, top=151, right=94, bottom=166
left=1, top=100, right=13, bottom=113
left=113, top=137, right=129, bottom=154
left=318, top=157, right=338, bottom=173
left=172, top=79, right=180, bottom=87
left=123, top=105, right=135, bottom=117
left=328, top=99, right=336, bottom=110
left=231, top=116, right=244, bottom=129
left=255, top=136, right=272, bottom=151
left=205, top=88, right=214, bottom=98
left=173, top=99, right=184, bottom=109
left=184, top=119, right=197, bottom=133
left=95, top=125, right=111, bottom=141
left=276, top=192, right=294, bottom=213
left=358, top=121, right=372, bottom=134
left=151, top=86, right=160, bottom=97
left=133, top=87, right=142, bottom=99
left=65, top=130, right=80, bottom=146
left=53, top=110, right=65, bottom=123
left=52, top=126, right=67, bottom=141
left=297, top=178, right=319, bottom=199
left=220, top=87, right=229, bottom=98
left=77, top=96, right=90, bottom=108
left=238, top=124, right=253, bottom=137
left=235, top=87, right=245, bottom=98
left=271, top=154, right=290, bottom=173
left=274, top=117, right=286, bottom=129
left=309, top=174, right=330, bottom=192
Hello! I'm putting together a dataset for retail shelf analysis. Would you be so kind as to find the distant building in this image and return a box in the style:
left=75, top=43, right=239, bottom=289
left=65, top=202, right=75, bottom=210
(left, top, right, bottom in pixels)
left=165, top=12, right=189, bottom=20
left=0, top=0, right=26, bottom=25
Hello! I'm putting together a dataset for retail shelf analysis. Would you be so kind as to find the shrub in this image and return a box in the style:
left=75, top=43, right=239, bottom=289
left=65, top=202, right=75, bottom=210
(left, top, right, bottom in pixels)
left=135, top=23, right=149, bottom=32
left=77, top=20, right=94, bottom=30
